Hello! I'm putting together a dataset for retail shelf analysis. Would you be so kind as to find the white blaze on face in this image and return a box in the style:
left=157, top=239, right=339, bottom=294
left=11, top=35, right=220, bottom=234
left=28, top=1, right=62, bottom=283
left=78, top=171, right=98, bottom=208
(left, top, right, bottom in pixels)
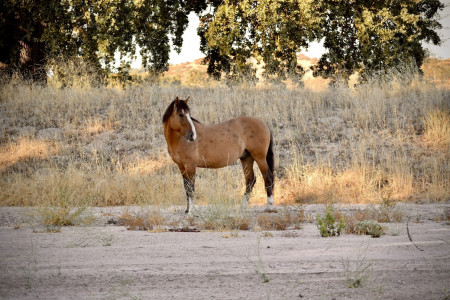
left=185, top=112, right=197, bottom=141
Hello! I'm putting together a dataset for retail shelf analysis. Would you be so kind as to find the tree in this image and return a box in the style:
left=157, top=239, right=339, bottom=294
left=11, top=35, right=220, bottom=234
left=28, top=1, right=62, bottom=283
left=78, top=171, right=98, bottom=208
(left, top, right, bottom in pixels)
left=199, top=0, right=444, bottom=85
left=199, top=0, right=321, bottom=83
left=0, top=0, right=205, bottom=82
left=1, top=0, right=444, bottom=85
left=312, top=0, right=444, bottom=84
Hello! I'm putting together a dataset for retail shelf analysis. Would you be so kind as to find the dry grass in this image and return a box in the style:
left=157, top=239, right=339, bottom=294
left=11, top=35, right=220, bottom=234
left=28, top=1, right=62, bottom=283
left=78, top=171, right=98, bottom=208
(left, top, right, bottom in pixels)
left=119, top=210, right=166, bottom=231
left=0, top=71, right=449, bottom=211
left=199, top=211, right=252, bottom=231
left=257, top=209, right=304, bottom=230
left=0, top=138, right=60, bottom=172
left=422, top=109, right=449, bottom=152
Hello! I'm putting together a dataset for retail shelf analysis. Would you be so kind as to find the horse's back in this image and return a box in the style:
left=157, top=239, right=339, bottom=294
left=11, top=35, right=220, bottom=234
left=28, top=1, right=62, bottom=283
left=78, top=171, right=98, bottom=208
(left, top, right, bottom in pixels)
left=195, top=116, right=270, bottom=168
left=233, top=116, right=271, bottom=157
left=214, top=116, right=271, bottom=159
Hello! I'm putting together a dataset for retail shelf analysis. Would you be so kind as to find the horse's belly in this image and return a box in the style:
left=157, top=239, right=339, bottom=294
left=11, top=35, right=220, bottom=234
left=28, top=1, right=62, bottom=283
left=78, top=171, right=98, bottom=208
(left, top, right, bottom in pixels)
left=197, top=143, right=244, bottom=169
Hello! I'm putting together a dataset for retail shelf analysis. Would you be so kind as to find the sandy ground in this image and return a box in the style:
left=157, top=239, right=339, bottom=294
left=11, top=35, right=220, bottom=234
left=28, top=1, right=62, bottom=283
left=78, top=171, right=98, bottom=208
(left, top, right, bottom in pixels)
left=0, top=204, right=449, bottom=299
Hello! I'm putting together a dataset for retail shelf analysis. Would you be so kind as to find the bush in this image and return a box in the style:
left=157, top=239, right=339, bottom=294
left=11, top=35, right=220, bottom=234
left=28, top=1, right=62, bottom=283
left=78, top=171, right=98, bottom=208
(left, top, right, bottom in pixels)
left=354, top=220, right=384, bottom=238
left=316, top=206, right=346, bottom=237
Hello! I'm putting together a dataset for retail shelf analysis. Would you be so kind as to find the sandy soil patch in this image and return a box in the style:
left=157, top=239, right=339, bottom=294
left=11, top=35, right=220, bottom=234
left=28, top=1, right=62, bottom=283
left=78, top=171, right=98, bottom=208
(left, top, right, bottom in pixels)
left=0, top=204, right=449, bottom=299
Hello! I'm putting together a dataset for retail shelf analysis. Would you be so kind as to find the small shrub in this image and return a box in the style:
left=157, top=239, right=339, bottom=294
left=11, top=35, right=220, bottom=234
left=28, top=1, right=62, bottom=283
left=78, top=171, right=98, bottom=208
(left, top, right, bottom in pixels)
left=354, top=220, right=384, bottom=238
left=257, top=213, right=288, bottom=230
left=378, top=196, right=403, bottom=223
left=40, top=206, right=87, bottom=232
left=197, top=205, right=252, bottom=231
left=316, top=206, right=346, bottom=237
left=342, top=255, right=373, bottom=288
left=101, top=234, right=114, bottom=246
left=201, top=214, right=251, bottom=231
left=223, top=215, right=252, bottom=230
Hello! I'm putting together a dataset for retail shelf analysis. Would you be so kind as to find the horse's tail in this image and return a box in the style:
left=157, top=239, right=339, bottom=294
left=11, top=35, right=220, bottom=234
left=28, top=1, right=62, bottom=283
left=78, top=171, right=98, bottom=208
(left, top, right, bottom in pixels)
left=266, top=130, right=274, bottom=176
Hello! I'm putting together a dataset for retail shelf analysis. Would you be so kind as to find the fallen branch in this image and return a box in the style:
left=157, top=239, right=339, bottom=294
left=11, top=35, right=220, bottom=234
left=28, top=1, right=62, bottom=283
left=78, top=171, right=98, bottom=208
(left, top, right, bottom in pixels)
left=406, top=220, right=424, bottom=252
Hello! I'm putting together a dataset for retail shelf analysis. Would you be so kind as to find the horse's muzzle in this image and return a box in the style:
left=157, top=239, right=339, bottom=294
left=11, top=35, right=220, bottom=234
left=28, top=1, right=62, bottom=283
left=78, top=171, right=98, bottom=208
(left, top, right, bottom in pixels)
left=185, top=131, right=195, bottom=142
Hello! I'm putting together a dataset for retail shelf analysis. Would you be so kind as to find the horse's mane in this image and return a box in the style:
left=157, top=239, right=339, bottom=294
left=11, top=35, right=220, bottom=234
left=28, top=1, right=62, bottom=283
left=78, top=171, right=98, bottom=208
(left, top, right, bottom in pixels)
left=162, top=99, right=201, bottom=124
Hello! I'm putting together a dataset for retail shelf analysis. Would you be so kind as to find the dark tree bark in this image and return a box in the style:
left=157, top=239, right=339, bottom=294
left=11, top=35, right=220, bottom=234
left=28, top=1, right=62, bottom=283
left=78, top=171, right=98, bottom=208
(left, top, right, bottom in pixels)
left=18, top=23, right=47, bottom=83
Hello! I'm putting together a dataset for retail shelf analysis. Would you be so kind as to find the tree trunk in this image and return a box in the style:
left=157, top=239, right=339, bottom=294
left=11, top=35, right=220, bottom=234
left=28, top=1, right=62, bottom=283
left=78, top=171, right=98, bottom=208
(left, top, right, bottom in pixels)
left=18, top=23, right=47, bottom=83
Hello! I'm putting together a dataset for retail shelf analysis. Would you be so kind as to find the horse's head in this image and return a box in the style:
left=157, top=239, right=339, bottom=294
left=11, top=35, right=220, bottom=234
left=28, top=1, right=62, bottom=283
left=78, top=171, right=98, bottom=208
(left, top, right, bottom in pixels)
left=163, top=97, right=197, bottom=142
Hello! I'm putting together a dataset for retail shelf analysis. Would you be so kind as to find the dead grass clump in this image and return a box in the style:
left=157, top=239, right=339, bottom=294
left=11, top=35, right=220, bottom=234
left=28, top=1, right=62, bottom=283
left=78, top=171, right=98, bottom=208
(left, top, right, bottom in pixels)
left=377, top=198, right=404, bottom=223
left=201, top=215, right=252, bottom=231
left=223, top=215, right=252, bottom=230
left=257, top=209, right=302, bottom=230
left=257, top=213, right=285, bottom=230
left=40, top=206, right=88, bottom=232
left=344, top=203, right=402, bottom=235
left=198, top=207, right=252, bottom=231
left=119, top=210, right=166, bottom=231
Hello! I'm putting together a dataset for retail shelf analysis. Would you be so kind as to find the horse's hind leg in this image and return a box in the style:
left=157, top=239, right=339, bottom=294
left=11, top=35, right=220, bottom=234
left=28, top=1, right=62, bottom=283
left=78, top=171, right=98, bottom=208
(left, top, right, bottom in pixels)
left=240, top=153, right=256, bottom=207
left=179, top=165, right=196, bottom=214
left=254, top=158, right=274, bottom=208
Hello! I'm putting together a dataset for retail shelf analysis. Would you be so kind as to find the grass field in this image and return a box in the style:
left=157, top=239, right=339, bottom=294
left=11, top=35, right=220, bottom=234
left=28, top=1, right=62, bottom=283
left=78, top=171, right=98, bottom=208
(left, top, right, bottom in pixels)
left=0, top=69, right=448, bottom=212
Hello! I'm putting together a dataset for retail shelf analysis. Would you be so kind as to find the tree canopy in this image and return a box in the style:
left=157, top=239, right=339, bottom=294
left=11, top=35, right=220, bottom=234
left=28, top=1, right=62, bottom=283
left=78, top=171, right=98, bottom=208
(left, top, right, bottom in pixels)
left=198, top=0, right=322, bottom=83
left=0, top=0, right=206, bottom=81
left=0, top=0, right=444, bottom=84
left=200, top=0, right=444, bottom=84
left=312, top=0, right=444, bottom=84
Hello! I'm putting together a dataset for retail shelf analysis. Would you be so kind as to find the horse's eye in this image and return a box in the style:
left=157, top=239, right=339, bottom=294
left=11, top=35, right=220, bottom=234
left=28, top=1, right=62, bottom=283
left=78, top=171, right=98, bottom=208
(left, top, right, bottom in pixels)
left=178, top=113, right=184, bottom=118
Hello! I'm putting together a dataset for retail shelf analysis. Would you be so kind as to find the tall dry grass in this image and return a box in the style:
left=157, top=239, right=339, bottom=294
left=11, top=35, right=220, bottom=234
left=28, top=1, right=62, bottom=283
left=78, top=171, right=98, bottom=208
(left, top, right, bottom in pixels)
left=0, top=71, right=448, bottom=210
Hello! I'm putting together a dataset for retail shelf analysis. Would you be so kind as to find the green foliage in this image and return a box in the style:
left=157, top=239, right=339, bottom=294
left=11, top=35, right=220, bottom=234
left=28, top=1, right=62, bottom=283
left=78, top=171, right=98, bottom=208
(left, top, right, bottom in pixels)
left=0, top=0, right=205, bottom=79
left=342, top=254, right=373, bottom=288
left=316, top=206, right=346, bottom=237
left=0, top=0, right=444, bottom=84
left=199, top=0, right=321, bottom=83
left=48, top=57, right=105, bottom=88
left=354, top=220, right=385, bottom=238
left=200, top=0, right=443, bottom=84
left=312, top=0, right=444, bottom=85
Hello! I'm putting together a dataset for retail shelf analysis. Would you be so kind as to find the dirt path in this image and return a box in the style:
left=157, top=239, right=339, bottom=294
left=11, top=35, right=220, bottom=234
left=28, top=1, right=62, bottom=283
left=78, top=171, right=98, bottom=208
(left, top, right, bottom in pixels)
left=0, top=205, right=449, bottom=299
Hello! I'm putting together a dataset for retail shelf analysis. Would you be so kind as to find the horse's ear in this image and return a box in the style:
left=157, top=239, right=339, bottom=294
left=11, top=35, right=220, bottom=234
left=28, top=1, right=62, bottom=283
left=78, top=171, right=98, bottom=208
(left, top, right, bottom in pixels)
left=185, top=96, right=190, bottom=104
left=174, top=96, right=179, bottom=103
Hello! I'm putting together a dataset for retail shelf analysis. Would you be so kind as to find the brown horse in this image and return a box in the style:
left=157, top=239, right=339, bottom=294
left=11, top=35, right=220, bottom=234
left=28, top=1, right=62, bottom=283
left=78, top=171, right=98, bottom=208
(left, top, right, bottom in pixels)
left=163, top=97, right=275, bottom=213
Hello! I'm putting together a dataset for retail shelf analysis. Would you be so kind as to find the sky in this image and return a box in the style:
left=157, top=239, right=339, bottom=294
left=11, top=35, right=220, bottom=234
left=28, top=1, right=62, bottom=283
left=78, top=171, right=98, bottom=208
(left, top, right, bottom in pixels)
left=131, top=5, right=450, bottom=68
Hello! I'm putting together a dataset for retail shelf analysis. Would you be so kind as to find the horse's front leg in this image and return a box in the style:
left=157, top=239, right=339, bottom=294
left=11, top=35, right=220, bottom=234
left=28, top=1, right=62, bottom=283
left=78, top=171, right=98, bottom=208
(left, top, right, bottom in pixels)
left=179, top=165, right=196, bottom=214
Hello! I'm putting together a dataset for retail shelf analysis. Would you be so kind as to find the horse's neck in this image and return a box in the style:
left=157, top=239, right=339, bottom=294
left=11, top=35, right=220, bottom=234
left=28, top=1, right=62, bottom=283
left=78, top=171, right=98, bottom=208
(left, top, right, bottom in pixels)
left=164, top=124, right=188, bottom=150
left=163, top=123, right=177, bottom=145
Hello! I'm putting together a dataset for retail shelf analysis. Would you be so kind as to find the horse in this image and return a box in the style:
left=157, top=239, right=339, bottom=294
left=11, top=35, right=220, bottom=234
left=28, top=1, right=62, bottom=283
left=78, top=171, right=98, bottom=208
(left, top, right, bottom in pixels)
left=162, top=97, right=275, bottom=214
